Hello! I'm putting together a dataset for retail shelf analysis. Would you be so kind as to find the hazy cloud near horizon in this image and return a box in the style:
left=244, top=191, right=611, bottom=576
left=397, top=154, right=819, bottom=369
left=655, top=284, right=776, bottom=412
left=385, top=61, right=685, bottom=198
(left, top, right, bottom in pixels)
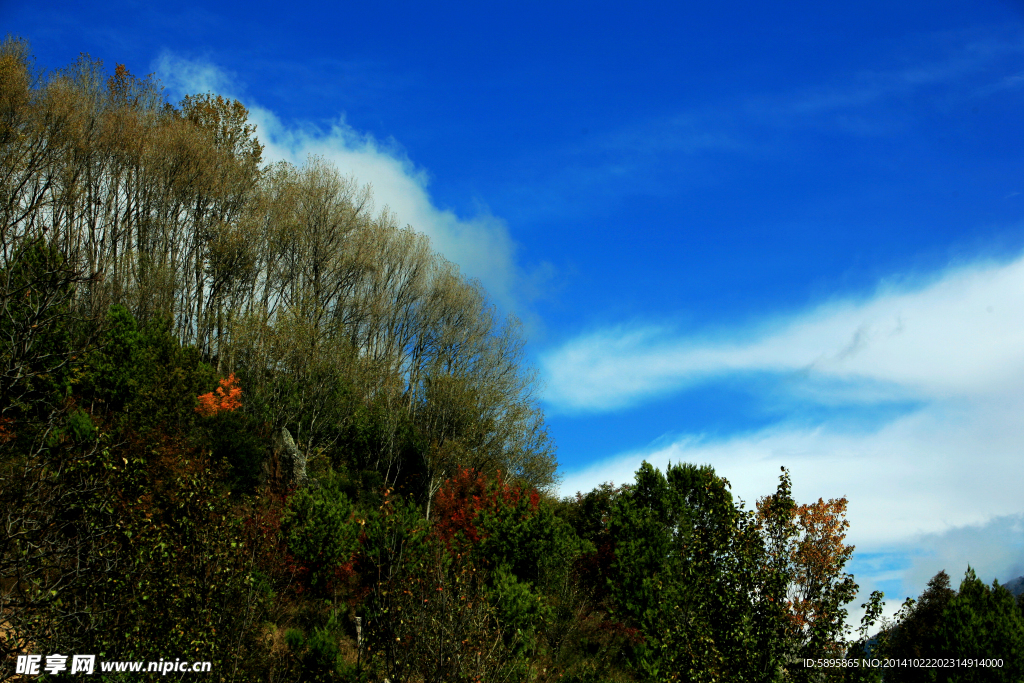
left=153, top=52, right=549, bottom=321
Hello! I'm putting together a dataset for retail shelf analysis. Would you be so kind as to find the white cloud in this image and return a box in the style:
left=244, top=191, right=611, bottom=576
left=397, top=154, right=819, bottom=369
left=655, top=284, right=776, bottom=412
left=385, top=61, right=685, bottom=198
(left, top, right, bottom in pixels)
left=553, top=252, right=1024, bottom=607
left=542, top=254, right=1024, bottom=412
left=154, top=53, right=238, bottom=98
left=152, top=52, right=542, bottom=316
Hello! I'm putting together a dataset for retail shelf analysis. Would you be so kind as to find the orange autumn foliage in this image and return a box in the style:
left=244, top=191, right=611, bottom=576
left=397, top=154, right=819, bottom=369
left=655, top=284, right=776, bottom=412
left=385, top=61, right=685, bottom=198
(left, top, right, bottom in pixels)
left=195, top=374, right=243, bottom=417
left=0, top=417, right=14, bottom=444
left=756, top=476, right=857, bottom=653
left=789, top=496, right=855, bottom=632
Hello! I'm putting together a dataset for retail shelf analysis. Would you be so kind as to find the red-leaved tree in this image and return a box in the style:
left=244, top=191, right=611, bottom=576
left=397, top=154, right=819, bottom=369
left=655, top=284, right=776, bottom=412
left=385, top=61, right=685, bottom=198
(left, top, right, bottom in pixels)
left=195, top=373, right=243, bottom=417
left=431, top=467, right=539, bottom=549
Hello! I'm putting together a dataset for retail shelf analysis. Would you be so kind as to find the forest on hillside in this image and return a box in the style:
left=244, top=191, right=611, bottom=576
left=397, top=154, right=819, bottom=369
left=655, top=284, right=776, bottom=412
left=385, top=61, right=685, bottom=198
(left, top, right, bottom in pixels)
left=2, top=37, right=1023, bottom=682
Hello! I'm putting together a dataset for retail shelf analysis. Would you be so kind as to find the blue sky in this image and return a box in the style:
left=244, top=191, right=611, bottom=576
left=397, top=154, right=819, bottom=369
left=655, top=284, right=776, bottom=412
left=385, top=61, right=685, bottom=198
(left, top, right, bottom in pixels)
left=7, top=0, right=1024, bottom=622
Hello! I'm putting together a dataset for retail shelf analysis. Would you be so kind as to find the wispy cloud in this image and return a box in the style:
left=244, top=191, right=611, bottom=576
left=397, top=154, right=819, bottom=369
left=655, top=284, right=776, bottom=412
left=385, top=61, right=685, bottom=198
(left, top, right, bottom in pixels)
left=514, top=31, right=1024, bottom=221
left=153, top=52, right=548, bottom=317
left=974, top=71, right=1024, bottom=97
left=751, top=31, right=1024, bottom=130
left=542, top=254, right=1024, bottom=412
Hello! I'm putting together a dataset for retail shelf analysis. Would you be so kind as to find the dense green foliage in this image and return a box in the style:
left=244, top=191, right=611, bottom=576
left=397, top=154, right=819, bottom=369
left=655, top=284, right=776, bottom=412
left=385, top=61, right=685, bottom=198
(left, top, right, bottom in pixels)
left=609, top=462, right=786, bottom=682
left=848, top=569, right=1024, bottom=683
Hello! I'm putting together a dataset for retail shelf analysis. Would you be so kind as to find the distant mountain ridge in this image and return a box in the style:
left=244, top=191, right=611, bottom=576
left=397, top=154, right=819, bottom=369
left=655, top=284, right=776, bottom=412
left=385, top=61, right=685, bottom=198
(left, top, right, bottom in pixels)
left=1003, top=576, right=1024, bottom=597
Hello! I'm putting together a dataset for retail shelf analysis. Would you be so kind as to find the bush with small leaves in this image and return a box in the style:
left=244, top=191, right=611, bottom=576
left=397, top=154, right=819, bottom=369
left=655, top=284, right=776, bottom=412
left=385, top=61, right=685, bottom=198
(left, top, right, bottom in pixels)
left=281, top=471, right=361, bottom=591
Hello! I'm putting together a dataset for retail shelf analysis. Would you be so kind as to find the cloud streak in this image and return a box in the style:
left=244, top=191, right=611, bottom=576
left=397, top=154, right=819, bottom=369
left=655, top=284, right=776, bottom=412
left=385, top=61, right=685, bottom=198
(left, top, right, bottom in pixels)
left=542, top=254, right=1024, bottom=412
